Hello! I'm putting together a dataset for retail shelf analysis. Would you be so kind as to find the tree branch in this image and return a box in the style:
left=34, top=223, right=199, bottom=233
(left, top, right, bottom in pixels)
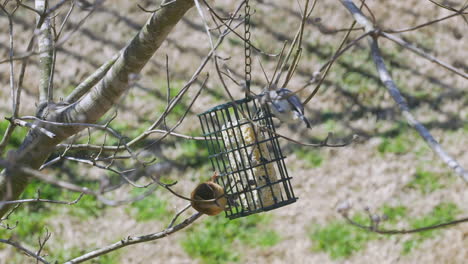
left=339, top=0, right=468, bottom=182
left=35, top=0, right=54, bottom=104
left=0, top=239, right=50, bottom=264
left=64, top=212, right=202, bottom=263
left=381, top=32, right=467, bottom=79
left=0, top=0, right=196, bottom=218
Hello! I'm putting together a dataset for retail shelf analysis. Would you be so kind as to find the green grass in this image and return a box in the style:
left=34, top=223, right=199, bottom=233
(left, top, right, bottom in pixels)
left=294, top=147, right=323, bottom=168
left=0, top=180, right=101, bottom=241
left=0, top=120, right=28, bottom=154
left=406, top=169, right=442, bottom=194
left=127, top=189, right=169, bottom=222
left=309, top=214, right=376, bottom=259
left=175, top=139, right=209, bottom=168
left=377, top=131, right=412, bottom=155
left=309, top=204, right=460, bottom=258
left=310, top=206, right=409, bottom=259
left=381, top=205, right=408, bottom=224
left=182, top=214, right=281, bottom=264
left=402, top=203, right=460, bottom=255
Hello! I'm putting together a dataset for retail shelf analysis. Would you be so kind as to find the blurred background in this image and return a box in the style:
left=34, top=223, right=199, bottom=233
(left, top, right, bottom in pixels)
left=0, top=0, right=467, bottom=263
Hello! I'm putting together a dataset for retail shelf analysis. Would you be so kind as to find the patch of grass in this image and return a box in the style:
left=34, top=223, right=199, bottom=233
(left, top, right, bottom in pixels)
left=30, top=179, right=101, bottom=219
left=0, top=120, right=28, bottom=153
left=50, top=247, right=84, bottom=263
left=402, top=203, right=460, bottom=255
left=175, top=139, right=209, bottom=168
left=0, top=206, right=49, bottom=240
left=406, top=169, right=442, bottom=194
left=127, top=191, right=169, bottom=222
left=182, top=214, right=281, bottom=264
left=341, top=72, right=377, bottom=95
left=324, top=119, right=337, bottom=132
left=377, top=132, right=412, bottom=155
left=462, top=123, right=468, bottom=132
left=252, top=229, right=281, bottom=247
left=381, top=205, right=408, bottom=224
left=68, top=193, right=101, bottom=219
left=310, top=214, right=376, bottom=259
left=295, top=147, right=323, bottom=168
left=0, top=179, right=102, bottom=241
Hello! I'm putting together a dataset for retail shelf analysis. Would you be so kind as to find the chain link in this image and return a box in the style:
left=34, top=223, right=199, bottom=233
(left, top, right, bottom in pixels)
left=244, top=0, right=252, bottom=97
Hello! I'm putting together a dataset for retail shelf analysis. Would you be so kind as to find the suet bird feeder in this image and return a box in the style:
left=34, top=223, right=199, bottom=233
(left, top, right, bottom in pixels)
left=198, top=98, right=297, bottom=219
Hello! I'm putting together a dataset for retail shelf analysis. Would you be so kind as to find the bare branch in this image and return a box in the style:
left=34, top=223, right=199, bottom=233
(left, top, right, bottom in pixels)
left=64, top=212, right=202, bottom=263
left=0, top=239, right=50, bottom=264
left=36, top=0, right=54, bottom=103
left=54, top=0, right=76, bottom=41
left=167, top=203, right=191, bottom=228
left=383, top=7, right=468, bottom=33
left=339, top=0, right=468, bottom=181
left=339, top=207, right=468, bottom=235
left=57, top=4, right=242, bottom=154
left=303, top=20, right=358, bottom=105
left=0, top=158, right=154, bottom=207
left=0, top=4, right=18, bottom=155
left=369, top=40, right=468, bottom=181
left=137, top=0, right=176, bottom=13
left=0, top=192, right=84, bottom=206
left=381, top=32, right=467, bottom=79
left=0, top=204, right=20, bottom=230
left=7, top=117, right=56, bottom=138
left=36, top=228, right=51, bottom=264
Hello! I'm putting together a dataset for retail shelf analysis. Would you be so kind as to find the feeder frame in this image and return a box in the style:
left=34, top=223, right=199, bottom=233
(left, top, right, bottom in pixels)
left=198, top=97, right=297, bottom=219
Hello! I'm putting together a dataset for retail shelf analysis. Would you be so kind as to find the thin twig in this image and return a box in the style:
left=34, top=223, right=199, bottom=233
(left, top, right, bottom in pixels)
left=7, top=117, right=56, bottom=138
left=0, top=5, right=18, bottom=155
left=137, top=0, right=176, bottom=13
left=0, top=193, right=84, bottom=206
left=0, top=239, right=50, bottom=264
left=381, top=32, right=467, bottom=79
left=167, top=203, right=191, bottom=228
left=340, top=209, right=468, bottom=235
left=383, top=7, right=467, bottom=33
left=303, top=0, right=367, bottom=105
left=36, top=228, right=51, bottom=264
left=55, top=0, right=76, bottom=41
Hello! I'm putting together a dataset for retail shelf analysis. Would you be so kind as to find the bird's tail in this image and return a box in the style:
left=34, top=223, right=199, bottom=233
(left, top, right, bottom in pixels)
left=301, top=115, right=312, bottom=129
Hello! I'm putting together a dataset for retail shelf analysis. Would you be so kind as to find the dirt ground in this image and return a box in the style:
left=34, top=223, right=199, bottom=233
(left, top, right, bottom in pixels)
left=0, top=0, right=467, bottom=263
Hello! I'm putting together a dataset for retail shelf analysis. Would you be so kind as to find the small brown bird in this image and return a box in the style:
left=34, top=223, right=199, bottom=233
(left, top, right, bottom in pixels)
left=191, top=172, right=227, bottom=216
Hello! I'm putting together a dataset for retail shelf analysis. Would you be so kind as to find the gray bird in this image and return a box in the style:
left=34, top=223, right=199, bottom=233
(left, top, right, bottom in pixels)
left=260, top=88, right=311, bottom=128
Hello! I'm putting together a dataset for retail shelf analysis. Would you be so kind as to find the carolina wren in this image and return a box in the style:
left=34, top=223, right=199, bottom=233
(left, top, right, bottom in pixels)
left=191, top=172, right=227, bottom=216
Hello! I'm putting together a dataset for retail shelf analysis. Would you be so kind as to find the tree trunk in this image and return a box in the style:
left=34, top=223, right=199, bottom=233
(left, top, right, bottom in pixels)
left=0, top=0, right=195, bottom=217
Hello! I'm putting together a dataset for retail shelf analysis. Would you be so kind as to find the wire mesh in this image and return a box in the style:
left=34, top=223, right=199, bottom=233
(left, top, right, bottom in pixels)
left=198, top=98, right=297, bottom=219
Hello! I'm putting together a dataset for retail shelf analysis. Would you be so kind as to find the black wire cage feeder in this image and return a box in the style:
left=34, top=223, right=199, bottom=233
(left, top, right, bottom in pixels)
left=198, top=97, right=297, bottom=219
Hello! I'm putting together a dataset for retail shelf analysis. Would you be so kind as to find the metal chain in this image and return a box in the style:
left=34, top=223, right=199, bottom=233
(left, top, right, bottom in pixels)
left=244, top=0, right=252, bottom=98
